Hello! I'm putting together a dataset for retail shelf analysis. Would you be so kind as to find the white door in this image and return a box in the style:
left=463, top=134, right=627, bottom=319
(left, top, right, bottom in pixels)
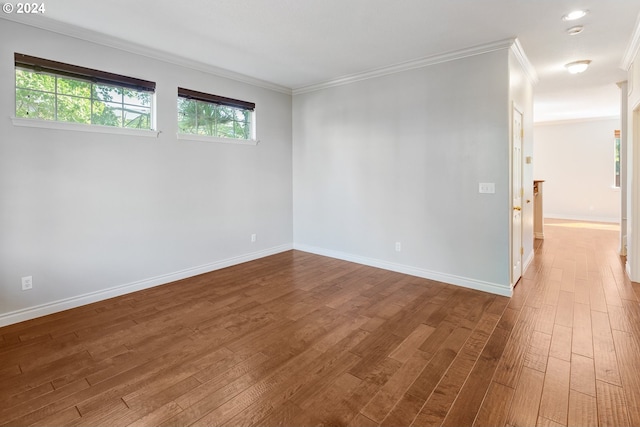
left=512, top=106, right=523, bottom=285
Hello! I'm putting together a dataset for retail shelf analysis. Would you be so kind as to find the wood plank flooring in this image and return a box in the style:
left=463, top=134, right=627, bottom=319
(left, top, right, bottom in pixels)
left=1, top=219, right=638, bottom=426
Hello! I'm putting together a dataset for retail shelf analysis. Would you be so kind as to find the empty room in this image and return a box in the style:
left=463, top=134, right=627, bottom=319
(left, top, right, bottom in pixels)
left=2, top=1, right=640, bottom=426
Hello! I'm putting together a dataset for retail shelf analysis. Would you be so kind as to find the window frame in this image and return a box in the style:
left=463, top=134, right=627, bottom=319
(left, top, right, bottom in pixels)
left=177, top=87, right=258, bottom=145
left=13, top=53, right=158, bottom=134
left=614, top=129, right=621, bottom=189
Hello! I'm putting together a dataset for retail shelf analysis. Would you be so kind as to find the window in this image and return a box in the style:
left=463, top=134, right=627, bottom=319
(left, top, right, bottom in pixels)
left=614, top=129, right=621, bottom=188
left=14, top=53, right=155, bottom=130
left=177, top=87, right=255, bottom=141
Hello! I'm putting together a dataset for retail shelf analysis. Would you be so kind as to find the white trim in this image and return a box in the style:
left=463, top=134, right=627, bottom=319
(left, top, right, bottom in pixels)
left=0, top=244, right=293, bottom=327
left=534, top=232, right=545, bottom=240
left=621, top=12, right=640, bottom=70
left=1, top=15, right=291, bottom=95
left=545, top=214, right=620, bottom=224
left=11, top=117, right=161, bottom=138
left=627, top=106, right=640, bottom=282
left=293, top=244, right=512, bottom=297
left=176, top=133, right=259, bottom=146
left=509, top=38, right=539, bottom=85
left=293, top=38, right=520, bottom=95
left=510, top=103, right=524, bottom=289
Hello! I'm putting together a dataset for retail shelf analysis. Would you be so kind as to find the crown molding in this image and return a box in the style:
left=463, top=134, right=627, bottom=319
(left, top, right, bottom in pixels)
left=1, top=14, right=292, bottom=95
left=293, top=38, right=527, bottom=95
left=621, top=12, right=640, bottom=70
left=4, top=14, right=540, bottom=97
left=510, top=38, right=538, bottom=85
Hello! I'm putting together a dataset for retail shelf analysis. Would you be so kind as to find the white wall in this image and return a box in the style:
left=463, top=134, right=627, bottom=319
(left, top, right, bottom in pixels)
left=293, top=49, right=517, bottom=295
left=0, top=21, right=293, bottom=324
left=533, top=118, right=621, bottom=223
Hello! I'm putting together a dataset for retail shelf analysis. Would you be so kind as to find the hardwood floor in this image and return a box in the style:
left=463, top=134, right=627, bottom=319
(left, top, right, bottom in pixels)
left=1, top=219, right=638, bottom=426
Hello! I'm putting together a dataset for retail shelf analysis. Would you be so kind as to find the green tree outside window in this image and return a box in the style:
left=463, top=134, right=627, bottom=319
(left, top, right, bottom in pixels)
left=178, top=97, right=251, bottom=139
left=15, top=68, right=152, bottom=129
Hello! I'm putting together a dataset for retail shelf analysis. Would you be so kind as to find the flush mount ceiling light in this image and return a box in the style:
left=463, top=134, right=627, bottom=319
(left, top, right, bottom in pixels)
left=562, top=10, right=589, bottom=21
left=567, top=25, right=584, bottom=35
left=565, top=60, right=591, bottom=74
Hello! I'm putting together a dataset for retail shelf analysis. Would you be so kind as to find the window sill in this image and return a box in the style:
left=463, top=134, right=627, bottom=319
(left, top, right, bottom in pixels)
left=176, top=133, right=259, bottom=146
left=11, top=117, right=161, bottom=138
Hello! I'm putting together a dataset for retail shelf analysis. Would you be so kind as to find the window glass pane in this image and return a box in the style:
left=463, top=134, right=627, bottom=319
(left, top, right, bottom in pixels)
left=217, top=106, right=235, bottom=122
left=234, top=120, right=250, bottom=139
left=178, top=98, right=197, bottom=134
left=197, top=101, right=217, bottom=136
left=177, top=95, right=253, bottom=140
left=104, top=102, right=124, bottom=126
left=15, top=68, right=55, bottom=92
left=16, top=88, right=55, bottom=120
left=92, top=100, right=122, bottom=126
left=123, top=89, right=151, bottom=107
left=216, top=106, right=236, bottom=138
left=234, top=108, right=249, bottom=122
left=93, top=84, right=123, bottom=103
left=123, top=106, right=150, bottom=129
left=217, top=121, right=235, bottom=138
left=57, top=77, right=91, bottom=97
left=57, top=95, right=91, bottom=124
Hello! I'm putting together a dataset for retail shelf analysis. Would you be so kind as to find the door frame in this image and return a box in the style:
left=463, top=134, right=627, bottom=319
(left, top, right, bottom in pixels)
left=511, top=103, right=524, bottom=288
left=627, top=104, right=640, bottom=281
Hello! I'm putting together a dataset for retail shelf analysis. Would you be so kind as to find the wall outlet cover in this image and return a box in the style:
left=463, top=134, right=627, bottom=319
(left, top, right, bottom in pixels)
left=479, top=183, right=496, bottom=194
left=21, top=276, right=33, bottom=291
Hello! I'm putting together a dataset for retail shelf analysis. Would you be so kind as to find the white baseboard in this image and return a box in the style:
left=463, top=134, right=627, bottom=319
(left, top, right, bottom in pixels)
left=0, top=244, right=293, bottom=327
left=293, top=244, right=512, bottom=297
left=545, top=214, right=619, bottom=224
left=534, top=232, right=545, bottom=239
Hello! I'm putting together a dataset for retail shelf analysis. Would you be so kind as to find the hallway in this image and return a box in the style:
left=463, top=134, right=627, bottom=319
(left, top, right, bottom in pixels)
left=487, top=218, right=639, bottom=426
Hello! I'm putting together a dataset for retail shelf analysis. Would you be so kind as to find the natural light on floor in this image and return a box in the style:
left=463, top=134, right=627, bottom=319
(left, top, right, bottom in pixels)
left=544, top=220, right=620, bottom=231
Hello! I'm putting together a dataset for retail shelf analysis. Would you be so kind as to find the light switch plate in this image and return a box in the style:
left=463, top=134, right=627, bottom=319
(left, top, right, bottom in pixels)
left=479, top=183, right=495, bottom=194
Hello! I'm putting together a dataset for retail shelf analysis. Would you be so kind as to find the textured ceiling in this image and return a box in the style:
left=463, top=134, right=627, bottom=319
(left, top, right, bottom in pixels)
left=3, top=0, right=640, bottom=121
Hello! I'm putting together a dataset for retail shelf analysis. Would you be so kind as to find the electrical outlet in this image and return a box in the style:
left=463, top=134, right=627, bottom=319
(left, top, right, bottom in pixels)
left=21, top=276, right=33, bottom=291
left=251, top=233, right=257, bottom=243
left=395, top=242, right=401, bottom=252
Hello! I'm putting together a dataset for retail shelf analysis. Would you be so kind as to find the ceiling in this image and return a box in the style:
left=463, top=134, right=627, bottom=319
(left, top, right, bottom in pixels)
left=4, top=0, right=640, bottom=122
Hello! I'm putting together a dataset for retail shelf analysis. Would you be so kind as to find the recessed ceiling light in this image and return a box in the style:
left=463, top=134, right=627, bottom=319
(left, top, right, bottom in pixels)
left=567, top=25, right=584, bottom=35
left=562, top=10, right=589, bottom=21
left=565, top=60, right=591, bottom=74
